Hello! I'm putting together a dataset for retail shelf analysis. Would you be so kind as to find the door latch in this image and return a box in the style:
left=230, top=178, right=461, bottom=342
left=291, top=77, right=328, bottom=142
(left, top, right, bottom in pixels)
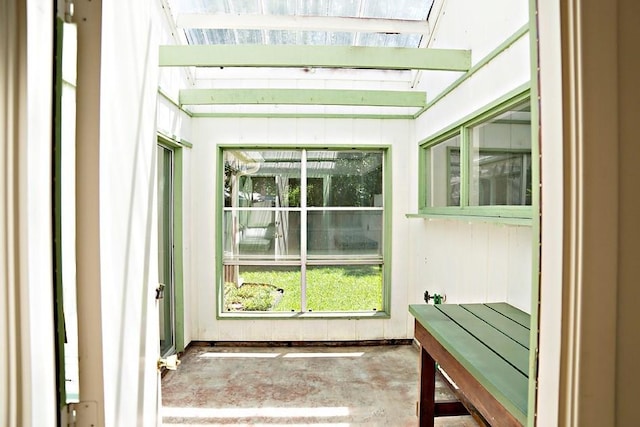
left=155, top=283, right=165, bottom=300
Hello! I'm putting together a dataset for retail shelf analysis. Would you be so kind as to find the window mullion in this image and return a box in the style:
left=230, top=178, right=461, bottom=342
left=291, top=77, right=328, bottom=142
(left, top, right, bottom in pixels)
left=460, top=126, right=470, bottom=208
left=300, top=149, right=308, bottom=312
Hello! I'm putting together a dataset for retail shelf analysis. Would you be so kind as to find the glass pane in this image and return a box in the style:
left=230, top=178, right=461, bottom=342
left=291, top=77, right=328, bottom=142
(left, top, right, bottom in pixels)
left=223, top=210, right=301, bottom=259
left=224, top=149, right=302, bottom=208
left=362, top=0, right=433, bottom=20
left=186, top=29, right=235, bottom=45
left=307, top=150, right=383, bottom=207
left=173, top=0, right=227, bottom=14
left=307, top=210, right=382, bottom=257
left=222, top=265, right=301, bottom=312
left=235, top=29, right=263, bottom=44
left=428, top=135, right=460, bottom=207
left=469, top=101, right=532, bottom=206
left=263, top=0, right=296, bottom=15
left=306, top=265, right=383, bottom=312
left=358, top=33, right=421, bottom=48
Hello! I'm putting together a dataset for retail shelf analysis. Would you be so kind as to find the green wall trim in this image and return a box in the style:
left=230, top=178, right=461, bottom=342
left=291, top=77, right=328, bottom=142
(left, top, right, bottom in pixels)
left=180, top=88, right=426, bottom=108
left=215, top=147, right=225, bottom=316
left=383, top=146, right=393, bottom=316
left=157, top=131, right=193, bottom=149
left=217, top=312, right=391, bottom=320
left=405, top=213, right=533, bottom=226
left=157, top=138, right=187, bottom=352
left=191, top=112, right=414, bottom=120
left=460, top=126, right=470, bottom=208
left=526, top=0, right=541, bottom=425
left=160, top=44, right=471, bottom=71
left=216, top=145, right=393, bottom=319
left=413, top=24, right=530, bottom=119
left=158, top=86, right=193, bottom=118
left=413, top=205, right=533, bottom=218
left=418, top=85, right=531, bottom=148
left=173, top=147, right=185, bottom=352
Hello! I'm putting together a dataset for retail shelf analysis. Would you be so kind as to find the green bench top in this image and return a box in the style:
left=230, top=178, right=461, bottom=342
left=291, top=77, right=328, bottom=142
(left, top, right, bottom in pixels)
left=409, top=303, right=531, bottom=425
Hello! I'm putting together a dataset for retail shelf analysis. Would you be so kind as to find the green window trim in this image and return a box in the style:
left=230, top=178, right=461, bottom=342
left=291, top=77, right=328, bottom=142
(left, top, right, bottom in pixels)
left=417, top=87, right=534, bottom=221
left=216, top=145, right=392, bottom=319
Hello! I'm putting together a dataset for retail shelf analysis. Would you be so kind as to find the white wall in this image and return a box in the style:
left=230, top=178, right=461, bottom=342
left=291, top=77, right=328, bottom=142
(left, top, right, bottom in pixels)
left=156, top=4, right=194, bottom=349
left=75, top=0, right=162, bottom=425
left=408, top=0, right=533, bottom=313
left=189, top=118, right=414, bottom=341
left=412, top=219, right=531, bottom=312
left=536, top=0, right=563, bottom=424
left=416, top=0, right=529, bottom=101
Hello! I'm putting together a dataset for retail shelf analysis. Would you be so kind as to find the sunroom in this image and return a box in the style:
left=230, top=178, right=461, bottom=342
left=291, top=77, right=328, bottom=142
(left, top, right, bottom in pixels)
left=153, top=0, right=533, bottom=326
left=55, top=0, right=537, bottom=424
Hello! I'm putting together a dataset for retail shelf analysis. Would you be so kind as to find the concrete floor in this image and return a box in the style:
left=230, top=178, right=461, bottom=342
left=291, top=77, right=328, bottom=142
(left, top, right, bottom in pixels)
left=162, top=344, right=479, bottom=427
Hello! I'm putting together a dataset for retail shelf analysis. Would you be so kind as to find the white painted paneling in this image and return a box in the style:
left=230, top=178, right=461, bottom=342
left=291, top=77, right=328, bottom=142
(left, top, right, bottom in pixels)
left=416, top=35, right=531, bottom=141
left=156, top=96, right=191, bottom=142
left=416, top=0, right=529, bottom=99
left=485, top=225, right=510, bottom=302
left=272, top=320, right=304, bottom=341
left=410, top=219, right=530, bottom=312
left=355, top=319, right=385, bottom=341
left=326, top=320, right=357, bottom=341
left=190, top=119, right=413, bottom=342
left=507, top=226, right=532, bottom=312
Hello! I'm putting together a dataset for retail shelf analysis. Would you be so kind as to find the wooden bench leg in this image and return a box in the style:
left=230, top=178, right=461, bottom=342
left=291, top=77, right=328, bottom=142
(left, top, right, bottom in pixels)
left=419, top=346, right=436, bottom=427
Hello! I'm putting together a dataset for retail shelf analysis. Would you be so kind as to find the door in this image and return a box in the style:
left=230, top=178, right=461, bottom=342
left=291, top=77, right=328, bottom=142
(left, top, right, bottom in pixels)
left=158, top=144, right=176, bottom=357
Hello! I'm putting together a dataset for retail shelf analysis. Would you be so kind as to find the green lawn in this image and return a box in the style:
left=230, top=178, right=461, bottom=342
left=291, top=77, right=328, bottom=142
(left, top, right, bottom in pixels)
left=224, top=265, right=383, bottom=312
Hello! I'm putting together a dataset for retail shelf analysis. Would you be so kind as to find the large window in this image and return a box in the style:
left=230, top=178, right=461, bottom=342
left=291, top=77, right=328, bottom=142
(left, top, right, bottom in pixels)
left=220, top=148, right=387, bottom=316
left=420, top=91, right=532, bottom=219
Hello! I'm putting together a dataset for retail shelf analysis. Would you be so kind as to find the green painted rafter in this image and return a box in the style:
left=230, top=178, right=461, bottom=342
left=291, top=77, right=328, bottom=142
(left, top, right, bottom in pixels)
left=160, top=45, right=471, bottom=71
left=179, top=88, right=426, bottom=108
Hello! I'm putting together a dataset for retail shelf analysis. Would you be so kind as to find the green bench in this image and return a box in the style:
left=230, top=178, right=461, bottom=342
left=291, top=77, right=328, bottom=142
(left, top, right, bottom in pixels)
left=409, top=303, right=530, bottom=427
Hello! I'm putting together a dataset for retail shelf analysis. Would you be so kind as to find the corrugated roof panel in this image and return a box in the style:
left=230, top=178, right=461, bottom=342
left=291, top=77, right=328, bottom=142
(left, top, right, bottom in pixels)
left=170, top=0, right=434, bottom=47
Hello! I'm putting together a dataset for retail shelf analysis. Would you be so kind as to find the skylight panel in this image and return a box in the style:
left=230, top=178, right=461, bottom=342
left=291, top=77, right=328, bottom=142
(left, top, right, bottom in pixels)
left=362, top=0, right=433, bottom=20
left=170, top=0, right=434, bottom=47
left=358, top=33, right=422, bottom=48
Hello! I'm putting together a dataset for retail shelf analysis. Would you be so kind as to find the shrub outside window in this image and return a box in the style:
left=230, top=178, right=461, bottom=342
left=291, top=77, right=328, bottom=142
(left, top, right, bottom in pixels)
left=220, top=148, right=386, bottom=316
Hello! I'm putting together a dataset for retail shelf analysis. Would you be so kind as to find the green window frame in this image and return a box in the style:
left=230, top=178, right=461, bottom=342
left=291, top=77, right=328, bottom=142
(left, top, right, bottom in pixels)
left=217, top=146, right=391, bottom=318
left=418, top=88, right=533, bottom=222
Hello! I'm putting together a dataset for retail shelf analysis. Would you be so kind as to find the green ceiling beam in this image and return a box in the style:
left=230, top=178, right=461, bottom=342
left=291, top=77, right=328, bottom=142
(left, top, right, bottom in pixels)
left=160, top=45, right=471, bottom=71
left=179, top=88, right=426, bottom=107
left=190, top=112, right=414, bottom=120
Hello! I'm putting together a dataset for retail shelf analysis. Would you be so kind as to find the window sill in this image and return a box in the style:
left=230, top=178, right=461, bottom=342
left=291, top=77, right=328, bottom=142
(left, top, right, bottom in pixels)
left=406, top=211, right=533, bottom=226
left=217, top=311, right=391, bottom=320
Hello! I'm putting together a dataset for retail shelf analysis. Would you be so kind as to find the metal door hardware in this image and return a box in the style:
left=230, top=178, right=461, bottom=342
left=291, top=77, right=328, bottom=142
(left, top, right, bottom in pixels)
left=157, top=354, right=181, bottom=371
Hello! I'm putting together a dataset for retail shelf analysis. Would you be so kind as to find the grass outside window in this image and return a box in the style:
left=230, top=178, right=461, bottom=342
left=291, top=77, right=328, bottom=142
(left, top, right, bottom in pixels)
left=219, top=147, right=389, bottom=317
left=223, top=265, right=383, bottom=313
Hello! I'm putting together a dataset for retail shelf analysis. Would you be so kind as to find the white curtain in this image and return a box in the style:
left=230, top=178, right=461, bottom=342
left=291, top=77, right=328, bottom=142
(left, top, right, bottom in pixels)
left=1, top=0, right=57, bottom=425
